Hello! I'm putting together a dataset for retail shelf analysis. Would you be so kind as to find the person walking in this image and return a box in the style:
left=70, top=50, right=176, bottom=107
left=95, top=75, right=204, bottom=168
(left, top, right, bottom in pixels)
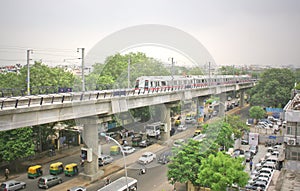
left=250, top=160, right=253, bottom=171
left=4, top=168, right=9, bottom=180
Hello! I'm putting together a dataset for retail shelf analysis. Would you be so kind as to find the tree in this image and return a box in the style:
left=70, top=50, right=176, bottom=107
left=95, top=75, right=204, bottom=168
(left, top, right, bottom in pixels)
left=249, top=106, right=265, bottom=124
left=196, top=152, right=249, bottom=191
left=202, top=120, right=235, bottom=151
left=0, top=127, right=35, bottom=166
left=225, top=115, right=250, bottom=139
left=167, top=139, right=219, bottom=188
left=167, top=119, right=245, bottom=190
left=249, top=68, right=295, bottom=108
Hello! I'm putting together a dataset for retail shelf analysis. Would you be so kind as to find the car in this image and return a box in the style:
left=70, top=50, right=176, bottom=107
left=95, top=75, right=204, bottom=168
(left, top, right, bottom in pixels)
left=157, top=150, right=173, bottom=164
left=138, top=152, right=156, bottom=164
left=37, top=175, right=62, bottom=189
left=122, top=146, right=135, bottom=155
left=252, top=180, right=267, bottom=189
left=249, top=145, right=258, bottom=155
left=67, top=186, right=87, bottom=191
left=267, top=147, right=274, bottom=153
left=0, top=180, right=26, bottom=191
left=241, top=139, right=249, bottom=145
left=185, top=117, right=196, bottom=124
left=173, top=139, right=185, bottom=147
left=98, top=155, right=114, bottom=166
left=272, top=150, right=280, bottom=157
left=139, top=139, right=154, bottom=147
left=177, top=124, right=187, bottom=131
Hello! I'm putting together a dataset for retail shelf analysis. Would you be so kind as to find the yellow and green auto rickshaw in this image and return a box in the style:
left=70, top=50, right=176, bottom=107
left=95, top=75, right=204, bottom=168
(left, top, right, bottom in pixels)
left=64, top=163, right=79, bottom=176
left=27, top=165, right=43, bottom=179
left=49, top=162, right=64, bottom=175
left=110, top=145, right=120, bottom=156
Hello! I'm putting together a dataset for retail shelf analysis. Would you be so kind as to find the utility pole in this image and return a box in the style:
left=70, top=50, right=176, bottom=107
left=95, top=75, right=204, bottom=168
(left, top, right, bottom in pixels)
left=27, top=49, right=33, bottom=95
left=208, top=61, right=211, bottom=87
left=170, top=57, right=174, bottom=87
left=128, top=57, right=130, bottom=89
left=77, top=48, right=85, bottom=92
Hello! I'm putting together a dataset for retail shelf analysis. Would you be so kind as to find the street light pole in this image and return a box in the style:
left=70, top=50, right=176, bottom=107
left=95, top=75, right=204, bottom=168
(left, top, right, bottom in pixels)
left=77, top=48, right=85, bottom=92
left=100, top=133, right=129, bottom=191
left=27, top=49, right=33, bottom=95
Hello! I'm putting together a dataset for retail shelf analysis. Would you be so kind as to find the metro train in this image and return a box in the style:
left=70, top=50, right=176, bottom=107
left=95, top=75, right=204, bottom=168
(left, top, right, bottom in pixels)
left=134, top=75, right=252, bottom=92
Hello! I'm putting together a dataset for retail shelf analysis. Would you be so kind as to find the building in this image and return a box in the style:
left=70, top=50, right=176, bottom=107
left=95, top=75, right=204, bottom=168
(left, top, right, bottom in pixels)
left=283, top=92, right=300, bottom=161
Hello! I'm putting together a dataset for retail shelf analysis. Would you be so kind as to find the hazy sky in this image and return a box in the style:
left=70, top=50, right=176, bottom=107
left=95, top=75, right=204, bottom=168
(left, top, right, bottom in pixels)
left=0, top=0, right=299, bottom=68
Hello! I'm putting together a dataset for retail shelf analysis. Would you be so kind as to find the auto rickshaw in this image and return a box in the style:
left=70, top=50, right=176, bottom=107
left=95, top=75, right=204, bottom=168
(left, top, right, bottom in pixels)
left=27, top=165, right=43, bottom=179
left=49, top=162, right=64, bottom=175
left=110, top=145, right=120, bottom=156
left=131, top=135, right=142, bottom=147
left=64, top=163, right=79, bottom=176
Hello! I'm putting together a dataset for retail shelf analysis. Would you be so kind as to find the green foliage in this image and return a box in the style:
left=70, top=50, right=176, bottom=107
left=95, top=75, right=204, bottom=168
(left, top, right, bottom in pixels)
left=202, top=120, right=235, bottom=150
left=225, top=115, right=250, bottom=138
left=0, top=127, right=35, bottom=162
left=217, top=66, right=246, bottom=75
left=167, top=139, right=218, bottom=186
left=249, top=68, right=295, bottom=107
left=197, top=152, right=249, bottom=191
left=249, top=106, right=265, bottom=122
left=87, top=52, right=170, bottom=89
left=167, top=119, right=244, bottom=188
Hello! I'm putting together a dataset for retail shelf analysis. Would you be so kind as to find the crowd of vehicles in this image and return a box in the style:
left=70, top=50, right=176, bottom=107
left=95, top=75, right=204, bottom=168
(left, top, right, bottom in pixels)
left=245, top=144, right=282, bottom=190
left=134, top=74, right=252, bottom=92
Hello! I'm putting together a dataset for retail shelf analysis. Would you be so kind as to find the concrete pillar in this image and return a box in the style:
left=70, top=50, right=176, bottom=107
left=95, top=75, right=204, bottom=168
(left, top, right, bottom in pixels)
left=159, top=104, right=171, bottom=142
left=240, top=90, right=245, bottom=107
left=218, top=93, right=226, bottom=117
left=197, top=96, right=206, bottom=123
left=78, top=116, right=103, bottom=181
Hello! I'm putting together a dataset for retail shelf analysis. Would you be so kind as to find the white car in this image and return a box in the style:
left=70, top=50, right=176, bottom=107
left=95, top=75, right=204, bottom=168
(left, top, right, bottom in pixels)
left=173, top=139, right=185, bottom=147
left=138, top=152, right=156, bottom=164
left=122, top=146, right=135, bottom=155
left=177, top=125, right=187, bottom=131
left=185, top=117, right=196, bottom=124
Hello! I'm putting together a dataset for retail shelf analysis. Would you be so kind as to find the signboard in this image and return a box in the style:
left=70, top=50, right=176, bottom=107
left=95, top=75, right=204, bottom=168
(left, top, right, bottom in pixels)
left=269, top=135, right=276, bottom=140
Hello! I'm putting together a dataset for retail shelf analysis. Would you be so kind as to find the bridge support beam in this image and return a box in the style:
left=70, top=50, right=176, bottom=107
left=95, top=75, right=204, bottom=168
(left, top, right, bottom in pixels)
left=240, top=90, right=245, bottom=107
left=218, top=93, right=226, bottom=117
left=197, top=96, right=206, bottom=123
left=78, top=116, right=104, bottom=181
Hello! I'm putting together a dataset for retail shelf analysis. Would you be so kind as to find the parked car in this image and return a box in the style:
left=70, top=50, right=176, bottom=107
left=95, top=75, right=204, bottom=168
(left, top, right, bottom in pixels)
left=157, top=150, right=173, bottom=164
left=37, top=175, right=62, bottom=189
left=0, top=180, right=26, bottom=191
left=67, top=186, right=87, bottom=191
left=138, top=152, right=156, bottom=164
left=177, top=124, right=187, bottom=131
left=122, top=146, right=135, bottom=155
left=98, top=155, right=114, bottom=166
left=139, top=139, right=154, bottom=147
left=241, top=139, right=249, bottom=145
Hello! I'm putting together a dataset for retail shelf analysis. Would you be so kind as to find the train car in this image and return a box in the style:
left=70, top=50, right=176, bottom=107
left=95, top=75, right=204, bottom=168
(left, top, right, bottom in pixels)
left=134, top=75, right=251, bottom=93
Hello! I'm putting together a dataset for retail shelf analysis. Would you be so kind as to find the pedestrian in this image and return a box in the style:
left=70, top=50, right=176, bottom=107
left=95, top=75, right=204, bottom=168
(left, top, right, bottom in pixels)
left=250, top=160, right=253, bottom=171
left=105, top=177, right=111, bottom=185
left=5, top=168, right=9, bottom=180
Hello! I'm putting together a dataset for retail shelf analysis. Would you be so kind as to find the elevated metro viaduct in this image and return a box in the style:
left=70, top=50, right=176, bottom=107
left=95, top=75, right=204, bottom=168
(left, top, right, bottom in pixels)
left=0, top=82, right=253, bottom=180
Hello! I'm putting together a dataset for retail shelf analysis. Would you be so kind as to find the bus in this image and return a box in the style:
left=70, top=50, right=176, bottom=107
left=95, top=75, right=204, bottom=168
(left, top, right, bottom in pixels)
left=98, top=176, right=137, bottom=191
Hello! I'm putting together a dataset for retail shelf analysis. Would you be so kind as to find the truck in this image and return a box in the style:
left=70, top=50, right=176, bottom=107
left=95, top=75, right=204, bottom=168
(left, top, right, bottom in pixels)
left=145, top=122, right=166, bottom=139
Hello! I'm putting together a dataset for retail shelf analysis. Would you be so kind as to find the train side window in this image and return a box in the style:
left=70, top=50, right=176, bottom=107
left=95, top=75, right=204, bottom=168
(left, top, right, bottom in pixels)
left=162, top=81, right=166, bottom=86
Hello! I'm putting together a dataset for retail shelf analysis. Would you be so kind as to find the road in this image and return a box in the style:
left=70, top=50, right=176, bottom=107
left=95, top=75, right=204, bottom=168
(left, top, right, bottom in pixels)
left=5, top=103, right=247, bottom=191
